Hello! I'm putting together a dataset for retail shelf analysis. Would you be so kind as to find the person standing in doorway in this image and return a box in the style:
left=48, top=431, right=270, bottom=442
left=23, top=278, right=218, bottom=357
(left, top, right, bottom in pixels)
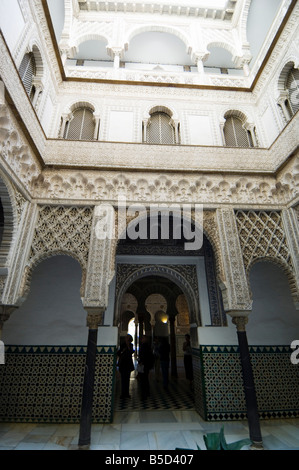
left=183, top=334, right=193, bottom=386
left=138, top=335, right=153, bottom=400
left=117, top=334, right=135, bottom=399
left=153, top=337, right=161, bottom=382
left=158, top=337, right=170, bottom=391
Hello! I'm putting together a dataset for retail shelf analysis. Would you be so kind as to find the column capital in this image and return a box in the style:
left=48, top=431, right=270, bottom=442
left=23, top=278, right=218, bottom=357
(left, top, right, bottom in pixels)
left=85, top=307, right=105, bottom=329
left=0, top=304, right=17, bottom=328
left=232, top=315, right=248, bottom=332
left=192, top=51, right=209, bottom=63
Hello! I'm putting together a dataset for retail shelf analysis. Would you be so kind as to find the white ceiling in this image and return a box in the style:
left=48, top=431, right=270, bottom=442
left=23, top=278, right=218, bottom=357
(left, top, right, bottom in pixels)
left=47, top=0, right=284, bottom=69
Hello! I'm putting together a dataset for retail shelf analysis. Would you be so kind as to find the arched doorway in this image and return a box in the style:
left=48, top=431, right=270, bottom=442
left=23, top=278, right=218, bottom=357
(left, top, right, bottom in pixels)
left=115, top=274, right=196, bottom=412
left=113, top=212, right=224, bottom=413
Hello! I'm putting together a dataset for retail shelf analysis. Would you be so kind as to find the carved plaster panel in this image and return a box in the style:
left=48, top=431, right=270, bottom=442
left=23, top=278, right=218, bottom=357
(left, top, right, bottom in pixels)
left=31, top=167, right=295, bottom=207
left=28, top=205, right=93, bottom=277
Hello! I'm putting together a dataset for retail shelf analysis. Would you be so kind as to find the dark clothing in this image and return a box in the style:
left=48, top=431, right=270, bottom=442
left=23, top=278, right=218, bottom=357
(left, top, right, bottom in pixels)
left=158, top=339, right=170, bottom=389
left=117, top=343, right=134, bottom=398
left=184, top=354, right=193, bottom=381
left=138, top=340, right=152, bottom=399
left=183, top=340, right=193, bottom=381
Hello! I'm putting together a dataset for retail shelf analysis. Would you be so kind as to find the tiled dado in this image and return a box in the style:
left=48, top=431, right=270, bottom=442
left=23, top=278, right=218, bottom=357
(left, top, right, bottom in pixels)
left=193, top=346, right=299, bottom=421
left=0, top=346, right=117, bottom=424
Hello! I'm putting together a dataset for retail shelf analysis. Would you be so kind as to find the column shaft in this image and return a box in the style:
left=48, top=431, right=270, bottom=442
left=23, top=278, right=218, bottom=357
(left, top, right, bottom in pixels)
left=78, top=327, right=98, bottom=447
left=169, top=317, right=178, bottom=378
left=233, top=318, right=263, bottom=447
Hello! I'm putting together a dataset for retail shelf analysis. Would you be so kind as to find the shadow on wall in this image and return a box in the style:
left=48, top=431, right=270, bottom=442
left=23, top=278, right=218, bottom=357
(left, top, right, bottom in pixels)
left=2, top=255, right=87, bottom=345
left=247, top=261, right=299, bottom=345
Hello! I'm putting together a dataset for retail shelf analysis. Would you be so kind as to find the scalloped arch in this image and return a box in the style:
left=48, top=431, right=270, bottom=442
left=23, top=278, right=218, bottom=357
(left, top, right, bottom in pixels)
left=124, top=24, right=192, bottom=56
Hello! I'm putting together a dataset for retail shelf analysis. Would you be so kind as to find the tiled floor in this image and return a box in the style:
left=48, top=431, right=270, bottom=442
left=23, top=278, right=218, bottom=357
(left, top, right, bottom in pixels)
left=0, top=367, right=298, bottom=450
left=0, top=412, right=299, bottom=450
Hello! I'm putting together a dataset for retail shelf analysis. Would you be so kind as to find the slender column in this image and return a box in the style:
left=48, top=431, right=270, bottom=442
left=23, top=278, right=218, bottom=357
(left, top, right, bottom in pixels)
left=138, top=315, right=144, bottom=349
left=60, top=48, right=69, bottom=66
left=111, top=48, right=123, bottom=69
left=196, top=57, right=204, bottom=74
left=93, top=115, right=100, bottom=140
left=219, top=121, right=226, bottom=145
left=59, top=114, right=69, bottom=138
left=244, top=123, right=258, bottom=147
left=243, top=62, right=250, bottom=77
left=142, top=120, right=147, bottom=143
left=277, top=92, right=291, bottom=122
left=134, top=317, right=138, bottom=357
left=232, top=316, right=263, bottom=449
left=169, top=315, right=178, bottom=378
left=31, top=82, right=43, bottom=108
left=150, top=318, right=155, bottom=343
left=78, top=309, right=104, bottom=448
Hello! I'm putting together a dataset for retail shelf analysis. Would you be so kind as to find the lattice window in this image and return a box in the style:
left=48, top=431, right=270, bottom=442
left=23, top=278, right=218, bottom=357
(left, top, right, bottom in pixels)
left=64, top=107, right=95, bottom=141
left=18, top=53, right=36, bottom=98
left=223, top=116, right=253, bottom=148
left=147, top=112, right=176, bottom=144
left=235, top=210, right=292, bottom=270
left=285, top=67, right=299, bottom=117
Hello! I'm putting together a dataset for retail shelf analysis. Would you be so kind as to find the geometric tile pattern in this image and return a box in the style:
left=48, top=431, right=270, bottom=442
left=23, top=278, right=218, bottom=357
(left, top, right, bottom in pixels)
left=1, top=345, right=297, bottom=424
left=93, top=351, right=117, bottom=423
left=113, top=372, right=195, bottom=412
left=0, top=346, right=116, bottom=424
left=193, top=345, right=299, bottom=421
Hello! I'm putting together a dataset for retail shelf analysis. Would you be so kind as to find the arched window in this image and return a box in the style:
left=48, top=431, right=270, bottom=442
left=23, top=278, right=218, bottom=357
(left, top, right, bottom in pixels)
left=285, top=67, right=299, bottom=118
left=63, top=107, right=96, bottom=141
left=223, top=114, right=256, bottom=148
left=277, top=63, right=299, bottom=123
left=18, top=52, right=36, bottom=100
left=146, top=111, right=177, bottom=144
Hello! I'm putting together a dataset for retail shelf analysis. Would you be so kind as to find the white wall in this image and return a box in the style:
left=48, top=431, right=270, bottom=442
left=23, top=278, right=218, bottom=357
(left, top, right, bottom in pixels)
left=41, top=95, right=54, bottom=134
left=107, top=110, right=134, bottom=142
left=2, top=256, right=88, bottom=345
left=198, top=261, right=299, bottom=346
left=188, top=115, right=214, bottom=145
left=247, top=262, right=299, bottom=345
left=0, top=0, right=25, bottom=54
left=260, top=105, right=280, bottom=146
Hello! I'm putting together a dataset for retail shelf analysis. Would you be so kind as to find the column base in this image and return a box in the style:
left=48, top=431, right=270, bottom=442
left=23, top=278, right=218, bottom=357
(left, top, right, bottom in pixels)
left=250, top=441, right=264, bottom=450
left=78, top=443, right=90, bottom=450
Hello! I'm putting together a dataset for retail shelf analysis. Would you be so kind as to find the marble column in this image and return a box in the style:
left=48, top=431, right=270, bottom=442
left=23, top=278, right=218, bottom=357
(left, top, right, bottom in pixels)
left=232, top=316, right=263, bottom=449
left=169, top=315, right=178, bottom=378
left=78, top=308, right=104, bottom=448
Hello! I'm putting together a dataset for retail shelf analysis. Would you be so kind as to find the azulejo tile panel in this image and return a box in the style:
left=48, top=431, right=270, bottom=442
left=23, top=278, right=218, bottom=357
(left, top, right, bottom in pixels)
left=0, top=346, right=116, bottom=424
left=193, top=345, right=299, bottom=421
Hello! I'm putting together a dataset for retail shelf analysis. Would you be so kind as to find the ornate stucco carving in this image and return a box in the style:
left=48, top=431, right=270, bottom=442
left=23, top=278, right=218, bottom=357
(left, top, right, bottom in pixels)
left=30, top=156, right=298, bottom=207
left=216, top=208, right=252, bottom=313
left=235, top=208, right=299, bottom=308
left=83, top=204, right=115, bottom=309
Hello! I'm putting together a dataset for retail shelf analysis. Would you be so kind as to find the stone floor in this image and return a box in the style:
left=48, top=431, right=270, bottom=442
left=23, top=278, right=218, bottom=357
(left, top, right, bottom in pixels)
left=0, top=412, right=299, bottom=450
